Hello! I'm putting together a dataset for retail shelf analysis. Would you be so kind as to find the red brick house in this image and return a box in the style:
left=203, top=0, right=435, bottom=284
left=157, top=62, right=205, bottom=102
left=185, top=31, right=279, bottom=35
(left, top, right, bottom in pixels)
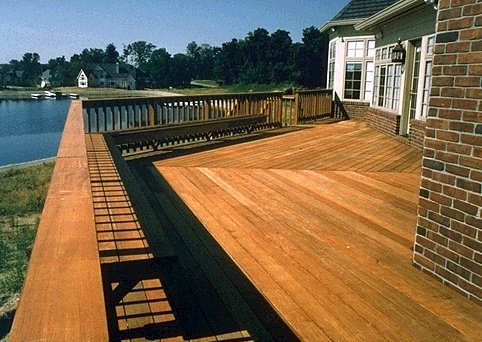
left=323, top=0, right=481, bottom=304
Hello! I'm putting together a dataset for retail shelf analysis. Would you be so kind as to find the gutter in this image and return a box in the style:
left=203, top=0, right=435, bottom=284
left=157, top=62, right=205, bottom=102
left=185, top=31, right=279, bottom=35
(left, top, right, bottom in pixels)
left=320, top=19, right=364, bottom=33
left=355, top=0, right=426, bottom=31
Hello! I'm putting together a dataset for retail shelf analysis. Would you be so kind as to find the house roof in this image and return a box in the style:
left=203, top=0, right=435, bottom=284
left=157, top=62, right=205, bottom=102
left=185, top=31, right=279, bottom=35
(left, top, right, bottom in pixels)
left=78, top=63, right=136, bottom=81
left=320, top=0, right=399, bottom=32
left=332, top=0, right=399, bottom=21
left=355, top=0, right=434, bottom=31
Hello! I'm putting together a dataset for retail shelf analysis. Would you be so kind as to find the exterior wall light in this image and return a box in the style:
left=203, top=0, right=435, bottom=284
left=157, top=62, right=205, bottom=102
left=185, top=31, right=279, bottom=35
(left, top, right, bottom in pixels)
left=392, top=39, right=406, bottom=64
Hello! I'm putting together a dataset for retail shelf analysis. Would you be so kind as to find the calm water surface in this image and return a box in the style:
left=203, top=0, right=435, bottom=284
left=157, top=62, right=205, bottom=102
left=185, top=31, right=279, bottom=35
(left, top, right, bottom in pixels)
left=0, top=99, right=70, bottom=167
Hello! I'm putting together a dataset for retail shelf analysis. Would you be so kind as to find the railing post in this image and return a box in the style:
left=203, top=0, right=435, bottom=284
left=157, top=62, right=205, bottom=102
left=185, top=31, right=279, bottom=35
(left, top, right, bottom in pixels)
left=148, top=101, right=157, bottom=126
left=203, top=100, right=211, bottom=120
left=293, top=93, right=300, bottom=125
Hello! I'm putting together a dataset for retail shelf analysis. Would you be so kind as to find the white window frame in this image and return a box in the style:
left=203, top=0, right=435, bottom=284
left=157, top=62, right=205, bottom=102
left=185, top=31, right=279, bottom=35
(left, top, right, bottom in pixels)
left=372, top=45, right=402, bottom=112
left=418, top=35, right=435, bottom=120
left=328, top=41, right=336, bottom=89
left=343, top=38, right=375, bottom=101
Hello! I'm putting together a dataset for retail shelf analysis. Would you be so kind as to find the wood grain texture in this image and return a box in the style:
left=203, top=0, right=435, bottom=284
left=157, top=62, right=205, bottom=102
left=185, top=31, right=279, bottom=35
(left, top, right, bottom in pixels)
left=151, top=121, right=482, bottom=341
left=9, top=101, right=109, bottom=342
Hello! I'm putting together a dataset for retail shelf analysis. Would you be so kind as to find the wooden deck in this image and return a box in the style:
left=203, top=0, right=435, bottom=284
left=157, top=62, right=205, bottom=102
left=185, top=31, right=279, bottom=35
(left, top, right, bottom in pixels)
left=11, top=111, right=481, bottom=341
left=138, top=121, right=481, bottom=341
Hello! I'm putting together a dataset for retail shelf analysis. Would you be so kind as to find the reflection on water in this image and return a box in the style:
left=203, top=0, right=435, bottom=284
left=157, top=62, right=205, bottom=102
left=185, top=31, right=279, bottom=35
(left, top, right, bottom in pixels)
left=0, top=99, right=70, bottom=166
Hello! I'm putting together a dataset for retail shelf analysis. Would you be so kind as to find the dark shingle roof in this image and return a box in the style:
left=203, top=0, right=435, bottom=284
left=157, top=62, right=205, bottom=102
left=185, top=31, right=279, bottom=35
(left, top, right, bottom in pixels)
left=332, top=0, right=399, bottom=21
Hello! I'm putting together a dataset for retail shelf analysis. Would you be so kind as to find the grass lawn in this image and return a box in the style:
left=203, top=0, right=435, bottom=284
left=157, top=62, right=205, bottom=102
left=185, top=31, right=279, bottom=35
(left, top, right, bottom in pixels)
left=0, top=82, right=294, bottom=100
left=0, top=162, right=54, bottom=311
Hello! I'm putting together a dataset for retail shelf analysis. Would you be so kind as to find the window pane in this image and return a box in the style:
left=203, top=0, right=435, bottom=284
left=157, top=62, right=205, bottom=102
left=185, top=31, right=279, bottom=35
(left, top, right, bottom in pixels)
left=364, top=61, right=374, bottom=102
left=382, top=48, right=388, bottom=59
left=378, top=66, right=386, bottom=106
left=427, top=36, right=435, bottom=54
left=347, top=40, right=364, bottom=58
left=344, top=62, right=362, bottom=99
left=330, top=41, right=336, bottom=59
left=421, top=61, right=433, bottom=118
left=367, top=40, right=375, bottom=57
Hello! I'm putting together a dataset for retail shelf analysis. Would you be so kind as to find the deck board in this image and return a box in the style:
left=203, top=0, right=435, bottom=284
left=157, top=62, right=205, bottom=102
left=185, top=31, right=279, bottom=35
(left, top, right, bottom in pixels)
left=145, top=121, right=481, bottom=341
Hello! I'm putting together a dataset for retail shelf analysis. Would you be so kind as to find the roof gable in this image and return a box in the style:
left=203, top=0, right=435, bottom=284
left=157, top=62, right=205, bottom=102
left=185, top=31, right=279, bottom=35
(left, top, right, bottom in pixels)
left=332, top=0, right=399, bottom=21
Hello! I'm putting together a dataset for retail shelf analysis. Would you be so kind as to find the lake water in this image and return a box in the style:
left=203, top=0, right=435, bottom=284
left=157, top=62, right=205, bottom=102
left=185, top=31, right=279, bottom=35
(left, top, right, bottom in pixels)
left=0, top=99, right=71, bottom=167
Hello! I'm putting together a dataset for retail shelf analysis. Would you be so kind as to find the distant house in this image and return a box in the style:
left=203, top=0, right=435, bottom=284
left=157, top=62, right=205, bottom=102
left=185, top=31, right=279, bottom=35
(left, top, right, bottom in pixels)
left=40, top=69, right=52, bottom=88
left=321, top=0, right=438, bottom=146
left=77, top=63, right=137, bottom=89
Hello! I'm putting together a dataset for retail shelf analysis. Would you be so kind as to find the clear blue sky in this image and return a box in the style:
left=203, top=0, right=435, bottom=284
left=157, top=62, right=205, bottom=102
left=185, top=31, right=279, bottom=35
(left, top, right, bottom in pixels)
left=0, top=0, right=346, bottom=64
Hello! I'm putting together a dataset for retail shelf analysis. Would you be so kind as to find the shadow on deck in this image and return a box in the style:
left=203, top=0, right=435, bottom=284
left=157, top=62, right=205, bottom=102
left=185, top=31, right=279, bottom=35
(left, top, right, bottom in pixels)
left=87, top=131, right=299, bottom=341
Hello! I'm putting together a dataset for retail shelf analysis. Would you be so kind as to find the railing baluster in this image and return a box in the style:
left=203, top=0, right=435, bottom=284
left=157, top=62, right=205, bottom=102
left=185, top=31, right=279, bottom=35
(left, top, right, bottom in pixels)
left=80, top=90, right=335, bottom=134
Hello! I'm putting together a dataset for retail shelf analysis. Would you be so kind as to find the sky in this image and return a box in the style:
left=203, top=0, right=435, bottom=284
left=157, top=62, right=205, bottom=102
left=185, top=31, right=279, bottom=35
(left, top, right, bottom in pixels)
left=0, top=0, right=347, bottom=64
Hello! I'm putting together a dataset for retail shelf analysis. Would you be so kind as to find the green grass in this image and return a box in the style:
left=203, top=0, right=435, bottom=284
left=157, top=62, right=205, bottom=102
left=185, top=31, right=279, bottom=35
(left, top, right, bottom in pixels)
left=190, top=80, right=220, bottom=88
left=1, top=83, right=295, bottom=100
left=0, top=162, right=54, bottom=308
left=167, top=82, right=295, bottom=96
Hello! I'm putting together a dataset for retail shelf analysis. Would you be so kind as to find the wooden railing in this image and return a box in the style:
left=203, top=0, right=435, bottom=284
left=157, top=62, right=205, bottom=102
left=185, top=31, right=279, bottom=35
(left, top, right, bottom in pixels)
left=294, top=89, right=334, bottom=124
left=81, top=89, right=339, bottom=133
left=82, top=92, right=284, bottom=133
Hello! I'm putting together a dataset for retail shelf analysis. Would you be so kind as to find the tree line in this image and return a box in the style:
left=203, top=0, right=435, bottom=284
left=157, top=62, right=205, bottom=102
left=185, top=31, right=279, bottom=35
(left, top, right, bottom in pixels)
left=0, top=26, right=328, bottom=89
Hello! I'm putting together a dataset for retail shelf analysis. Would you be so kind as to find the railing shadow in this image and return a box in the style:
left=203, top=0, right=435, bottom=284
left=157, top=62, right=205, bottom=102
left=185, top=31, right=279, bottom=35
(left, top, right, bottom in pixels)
left=124, top=124, right=309, bottom=163
left=333, top=92, right=350, bottom=120
left=88, top=133, right=299, bottom=341
left=131, top=159, right=300, bottom=341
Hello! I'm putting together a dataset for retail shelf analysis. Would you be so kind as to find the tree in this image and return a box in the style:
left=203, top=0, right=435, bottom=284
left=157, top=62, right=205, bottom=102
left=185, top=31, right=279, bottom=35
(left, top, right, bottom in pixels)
left=79, top=48, right=105, bottom=64
left=296, top=26, right=328, bottom=88
left=186, top=42, right=217, bottom=80
left=267, top=30, right=294, bottom=83
left=169, top=53, right=191, bottom=86
left=123, top=41, right=156, bottom=68
left=214, top=39, right=243, bottom=85
left=104, top=43, right=119, bottom=64
left=47, top=56, right=70, bottom=86
left=144, top=48, right=171, bottom=88
left=20, top=52, right=42, bottom=86
left=240, top=28, right=271, bottom=84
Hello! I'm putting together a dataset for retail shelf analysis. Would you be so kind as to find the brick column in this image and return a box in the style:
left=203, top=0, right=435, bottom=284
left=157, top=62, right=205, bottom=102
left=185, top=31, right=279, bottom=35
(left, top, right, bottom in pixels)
left=413, top=0, right=481, bottom=305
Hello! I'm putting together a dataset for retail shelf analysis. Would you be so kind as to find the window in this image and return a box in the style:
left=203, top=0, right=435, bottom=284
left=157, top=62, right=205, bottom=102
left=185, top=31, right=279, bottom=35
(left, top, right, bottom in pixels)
left=343, top=38, right=375, bottom=101
left=328, top=61, right=335, bottom=89
left=367, top=40, right=375, bottom=57
left=373, top=66, right=379, bottom=105
left=385, top=65, right=394, bottom=109
left=344, top=63, right=362, bottom=99
left=393, top=65, right=402, bottom=110
left=328, top=41, right=336, bottom=89
left=421, top=61, right=432, bottom=118
left=427, top=36, right=435, bottom=54
left=364, top=62, right=374, bottom=101
left=329, top=41, right=336, bottom=59
left=373, top=44, right=404, bottom=111
left=378, top=66, right=386, bottom=107
left=381, top=47, right=388, bottom=60
left=347, top=41, right=365, bottom=58
left=409, top=43, right=422, bottom=119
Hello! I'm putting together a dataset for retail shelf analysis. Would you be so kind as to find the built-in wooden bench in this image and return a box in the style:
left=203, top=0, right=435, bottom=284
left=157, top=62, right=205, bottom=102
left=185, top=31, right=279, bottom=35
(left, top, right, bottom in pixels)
left=109, top=114, right=271, bottom=153
left=9, top=102, right=109, bottom=342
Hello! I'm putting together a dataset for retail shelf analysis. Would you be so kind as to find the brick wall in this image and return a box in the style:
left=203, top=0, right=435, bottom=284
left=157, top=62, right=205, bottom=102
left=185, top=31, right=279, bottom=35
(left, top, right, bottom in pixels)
left=342, top=100, right=370, bottom=119
left=343, top=100, right=402, bottom=138
left=365, top=107, right=402, bottom=137
left=409, top=119, right=427, bottom=150
left=413, top=0, right=482, bottom=305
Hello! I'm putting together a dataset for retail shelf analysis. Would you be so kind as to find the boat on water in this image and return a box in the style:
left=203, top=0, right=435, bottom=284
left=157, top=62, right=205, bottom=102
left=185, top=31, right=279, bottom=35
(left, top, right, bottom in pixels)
left=31, top=91, right=72, bottom=99
left=44, top=91, right=58, bottom=98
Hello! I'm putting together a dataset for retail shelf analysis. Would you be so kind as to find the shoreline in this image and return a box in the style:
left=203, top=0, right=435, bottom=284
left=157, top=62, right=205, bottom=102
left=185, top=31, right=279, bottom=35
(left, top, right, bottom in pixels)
left=0, top=87, right=183, bottom=101
left=0, top=157, right=56, bottom=173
